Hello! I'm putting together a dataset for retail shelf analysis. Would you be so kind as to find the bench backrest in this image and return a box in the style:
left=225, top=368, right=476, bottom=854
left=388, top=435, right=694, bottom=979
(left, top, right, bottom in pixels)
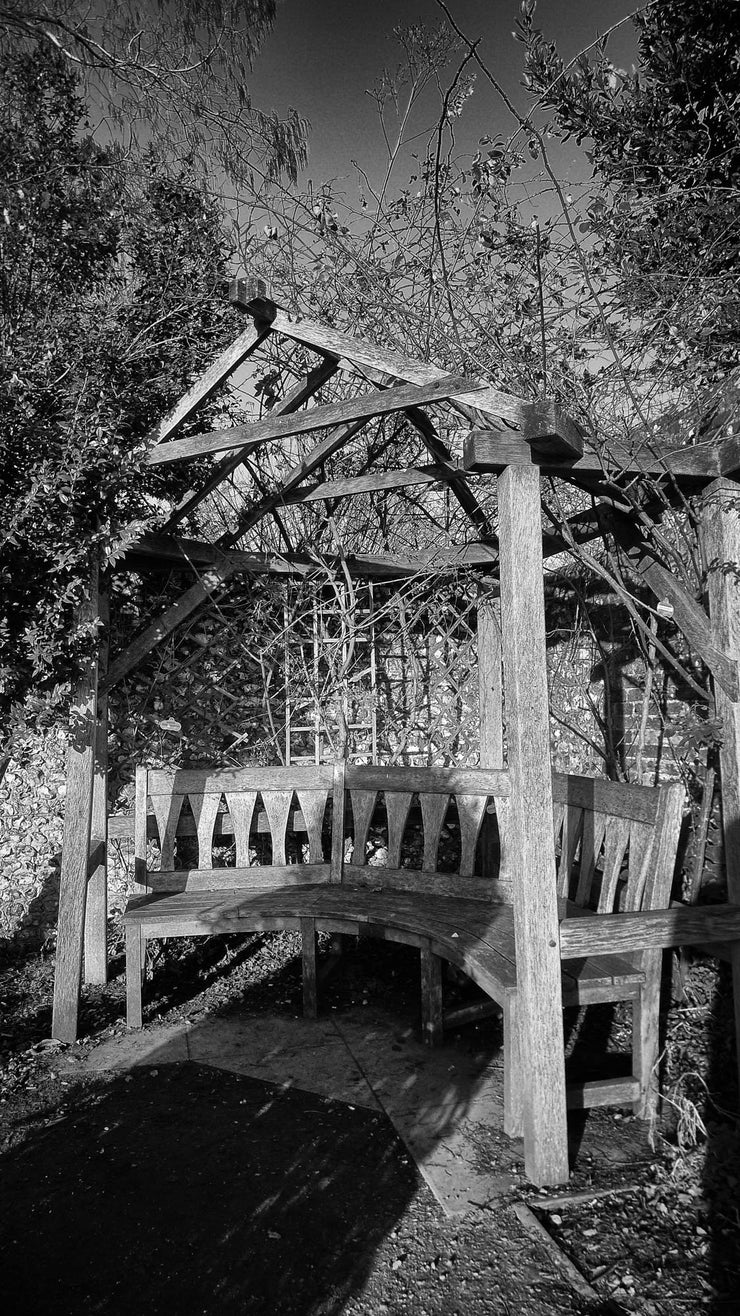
left=340, top=764, right=512, bottom=902
left=134, top=764, right=682, bottom=914
left=135, top=762, right=513, bottom=902
left=552, top=773, right=684, bottom=915
left=134, top=765, right=343, bottom=894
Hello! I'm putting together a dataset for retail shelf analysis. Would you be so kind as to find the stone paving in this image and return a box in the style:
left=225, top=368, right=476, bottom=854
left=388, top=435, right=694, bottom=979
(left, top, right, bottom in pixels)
left=74, top=1006, right=523, bottom=1214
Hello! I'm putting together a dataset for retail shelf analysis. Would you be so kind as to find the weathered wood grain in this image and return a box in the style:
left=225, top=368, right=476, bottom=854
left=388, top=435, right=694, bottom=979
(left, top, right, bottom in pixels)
left=164, top=357, right=339, bottom=533
left=463, top=428, right=719, bottom=483
left=149, top=323, right=269, bottom=446
left=301, top=917, right=318, bottom=1018
left=700, top=479, right=740, bottom=1100
left=83, top=589, right=109, bottom=985
left=559, top=902, right=740, bottom=957
left=52, top=566, right=100, bottom=1041
left=147, top=374, right=482, bottom=466
left=230, top=281, right=584, bottom=455
left=420, top=942, right=444, bottom=1044
left=343, top=764, right=510, bottom=796
left=498, top=463, right=569, bottom=1185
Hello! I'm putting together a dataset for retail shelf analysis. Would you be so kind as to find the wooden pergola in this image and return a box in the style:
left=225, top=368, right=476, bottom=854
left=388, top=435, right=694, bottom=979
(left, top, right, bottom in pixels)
left=51, top=277, right=740, bottom=1186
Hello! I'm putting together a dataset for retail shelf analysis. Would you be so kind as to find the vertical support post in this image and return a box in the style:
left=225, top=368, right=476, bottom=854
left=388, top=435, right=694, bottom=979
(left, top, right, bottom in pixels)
left=52, top=564, right=100, bottom=1041
left=478, top=577, right=504, bottom=878
left=477, top=577, right=504, bottom=768
left=420, top=941, right=444, bottom=1045
left=498, top=464, right=569, bottom=1186
left=701, top=479, right=740, bottom=1096
left=84, top=590, right=109, bottom=984
left=301, top=917, right=318, bottom=1018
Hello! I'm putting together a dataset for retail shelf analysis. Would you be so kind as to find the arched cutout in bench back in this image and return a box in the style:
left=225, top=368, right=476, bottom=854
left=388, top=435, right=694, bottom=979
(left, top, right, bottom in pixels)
left=341, top=764, right=512, bottom=903
left=135, top=765, right=338, bottom=893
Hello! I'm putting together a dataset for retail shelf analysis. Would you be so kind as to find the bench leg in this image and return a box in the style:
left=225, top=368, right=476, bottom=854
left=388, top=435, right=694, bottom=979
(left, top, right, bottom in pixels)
left=125, top=925, right=145, bottom=1029
left=633, top=953, right=662, bottom=1120
left=420, top=942, right=444, bottom=1045
left=301, top=918, right=318, bottom=1019
left=503, top=996, right=524, bottom=1139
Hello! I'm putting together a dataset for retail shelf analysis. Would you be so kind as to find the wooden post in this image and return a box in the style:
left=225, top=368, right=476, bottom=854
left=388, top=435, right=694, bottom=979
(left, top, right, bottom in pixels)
left=478, top=578, right=503, bottom=878
left=420, top=941, right=444, bottom=1045
left=498, top=464, right=569, bottom=1186
left=52, top=565, right=100, bottom=1041
left=478, top=578, right=503, bottom=766
left=700, top=479, right=740, bottom=1094
left=84, top=590, right=109, bottom=984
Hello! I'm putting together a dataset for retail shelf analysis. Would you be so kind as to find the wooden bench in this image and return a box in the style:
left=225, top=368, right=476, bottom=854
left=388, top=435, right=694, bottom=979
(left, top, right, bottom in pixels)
left=123, top=763, right=683, bottom=1136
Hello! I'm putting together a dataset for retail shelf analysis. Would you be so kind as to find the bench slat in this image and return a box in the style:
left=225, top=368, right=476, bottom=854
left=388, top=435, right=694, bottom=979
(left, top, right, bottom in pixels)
left=342, top=864, right=497, bottom=902
left=552, top=772, right=659, bottom=823
left=188, top=789, right=222, bottom=870
left=420, top=793, right=449, bottom=871
left=296, top=788, right=329, bottom=864
left=261, top=790, right=293, bottom=865
left=457, top=794, right=488, bottom=877
left=144, top=863, right=332, bottom=892
left=224, top=790, right=257, bottom=865
left=146, top=766, right=336, bottom=794
left=344, top=764, right=511, bottom=796
left=150, top=793, right=184, bottom=873
left=597, top=815, right=631, bottom=913
left=349, top=789, right=377, bottom=865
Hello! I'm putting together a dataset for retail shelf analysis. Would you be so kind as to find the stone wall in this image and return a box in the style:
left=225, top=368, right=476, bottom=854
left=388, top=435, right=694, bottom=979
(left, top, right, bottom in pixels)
left=0, top=717, right=67, bottom=949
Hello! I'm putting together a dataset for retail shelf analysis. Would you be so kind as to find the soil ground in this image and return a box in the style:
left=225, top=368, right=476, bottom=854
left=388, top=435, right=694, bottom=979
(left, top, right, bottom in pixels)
left=1, top=930, right=739, bottom=1315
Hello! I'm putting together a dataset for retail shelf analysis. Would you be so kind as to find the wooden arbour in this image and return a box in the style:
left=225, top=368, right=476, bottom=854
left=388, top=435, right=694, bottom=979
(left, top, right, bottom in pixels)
left=51, top=276, right=740, bottom=1187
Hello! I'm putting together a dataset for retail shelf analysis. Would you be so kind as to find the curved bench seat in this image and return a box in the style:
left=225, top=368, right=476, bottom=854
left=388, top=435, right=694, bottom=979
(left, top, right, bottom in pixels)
left=124, top=763, right=683, bottom=1145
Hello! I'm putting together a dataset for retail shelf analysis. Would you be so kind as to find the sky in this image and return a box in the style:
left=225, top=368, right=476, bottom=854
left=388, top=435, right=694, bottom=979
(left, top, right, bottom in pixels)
left=247, top=0, right=641, bottom=194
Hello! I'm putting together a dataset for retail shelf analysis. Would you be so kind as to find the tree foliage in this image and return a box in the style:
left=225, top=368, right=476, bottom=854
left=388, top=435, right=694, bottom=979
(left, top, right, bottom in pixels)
left=0, top=43, right=237, bottom=714
left=521, top=0, right=740, bottom=386
left=0, top=0, right=308, bottom=185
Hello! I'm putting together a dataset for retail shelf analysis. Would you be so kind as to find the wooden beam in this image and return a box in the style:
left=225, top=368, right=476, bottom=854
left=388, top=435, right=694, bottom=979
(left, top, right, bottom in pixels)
left=217, top=415, right=369, bottom=549
left=163, top=357, right=339, bottom=532
left=498, top=463, right=569, bottom=1186
left=102, top=558, right=235, bottom=692
left=148, top=323, right=270, bottom=446
left=559, top=903, right=740, bottom=958
left=125, top=534, right=500, bottom=579
left=701, top=479, right=740, bottom=1101
left=601, top=505, right=740, bottom=701
left=402, top=404, right=493, bottom=537
left=718, top=433, right=740, bottom=478
left=83, top=589, right=109, bottom=984
left=230, top=276, right=583, bottom=457
left=463, top=429, right=720, bottom=485
left=147, top=375, right=482, bottom=467
left=336, top=357, right=496, bottom=537
left=258, top=461, right=475, bottom=507
left=52, top=565, right=100, bottom=1041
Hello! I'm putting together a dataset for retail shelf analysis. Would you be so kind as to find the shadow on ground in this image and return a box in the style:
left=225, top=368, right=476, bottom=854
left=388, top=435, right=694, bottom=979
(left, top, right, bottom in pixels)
left=1, top=1061, right=419, bottom=1316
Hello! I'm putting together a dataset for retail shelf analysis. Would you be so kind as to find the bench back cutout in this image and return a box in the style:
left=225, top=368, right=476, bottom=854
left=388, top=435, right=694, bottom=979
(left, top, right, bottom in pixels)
left=135, top=764, right=682, bottom=918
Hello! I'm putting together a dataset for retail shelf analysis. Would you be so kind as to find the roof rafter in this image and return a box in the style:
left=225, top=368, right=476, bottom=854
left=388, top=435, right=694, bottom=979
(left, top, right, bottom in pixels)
left=230, top=275, right=584, bottom=459
left=146, top=373, right=489, bottom=467
left=162, top=356, right=339, bottom=532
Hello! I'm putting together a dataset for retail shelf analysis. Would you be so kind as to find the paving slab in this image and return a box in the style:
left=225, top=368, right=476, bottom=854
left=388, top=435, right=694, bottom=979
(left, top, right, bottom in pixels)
left=333, top=1011, right=522, bottom=1213
left=188, top=1012, right=380, bottom=1110
left=71, top=1005, right=520, bottom=1215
